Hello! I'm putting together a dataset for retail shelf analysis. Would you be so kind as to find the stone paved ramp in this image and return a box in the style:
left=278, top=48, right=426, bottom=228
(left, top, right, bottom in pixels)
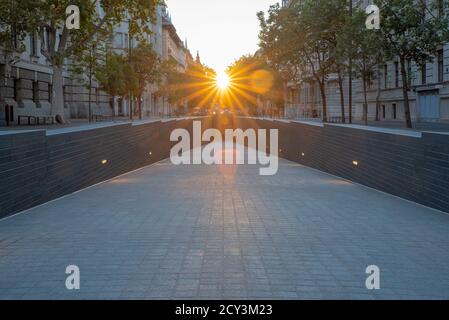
left=1, top=151, right=449, bottom=299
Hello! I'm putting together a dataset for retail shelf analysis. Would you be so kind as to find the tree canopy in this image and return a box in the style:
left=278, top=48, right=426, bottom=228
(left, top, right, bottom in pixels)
left=257, top=0, right=449, bottom=127
left=0, top=0, right=161, bottom=118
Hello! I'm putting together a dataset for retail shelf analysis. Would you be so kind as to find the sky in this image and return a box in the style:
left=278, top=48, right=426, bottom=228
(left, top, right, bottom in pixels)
left=165, top=0, right=277, bottom=73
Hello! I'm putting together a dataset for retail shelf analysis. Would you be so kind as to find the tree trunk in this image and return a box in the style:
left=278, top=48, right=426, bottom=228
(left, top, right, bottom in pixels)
left=129, top=95, right=133, bottom=120
left=51, top=65, right=65, bottom=120
left=363, top=75, right=368, bottom=125
left=88, top=74, right=93, bottom=123
left=138, top=95, right=142, bottom=120
left=375, top=64, right=381, bottom=121
left=88, top=56, right=94, bottom=122
left=348, top=62, right=353, bottom=123
left=375, top=101, right=379, bottom=121
left=338, top=71, right=345, bottom=123
left=109, top=97, right=115, bottom=119
left=318, top=81, right=327, bottom=122
left=400, top=56, right=413, bottom=128
left=88, top=86, right=92, bottom=122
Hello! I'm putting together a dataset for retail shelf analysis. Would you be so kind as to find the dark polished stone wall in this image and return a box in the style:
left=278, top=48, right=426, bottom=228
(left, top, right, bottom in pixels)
left=232, top=117, right=449, bottom=213
left=1, top=116, right=448, bottom=218
left=0, top=118, right=212, bottom=218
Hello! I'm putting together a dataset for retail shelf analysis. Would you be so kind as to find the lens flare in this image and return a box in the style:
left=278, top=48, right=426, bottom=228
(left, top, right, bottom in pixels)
left=216, top=71, right=230, bottom=90
left=250, top=69, right=274, bottom=94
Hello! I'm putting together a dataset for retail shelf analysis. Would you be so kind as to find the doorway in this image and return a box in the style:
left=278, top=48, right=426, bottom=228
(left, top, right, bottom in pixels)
left=418, top=90, right=439, bottom=120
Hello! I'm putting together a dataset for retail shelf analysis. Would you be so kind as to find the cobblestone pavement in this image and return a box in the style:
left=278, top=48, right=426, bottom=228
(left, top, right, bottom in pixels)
left=1, top=150, right=449, bottom=300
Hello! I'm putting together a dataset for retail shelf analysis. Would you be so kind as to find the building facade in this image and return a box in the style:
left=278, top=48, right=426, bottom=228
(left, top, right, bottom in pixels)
left=160, top=7, right=189, bottom=116
left=283, top=0, right=449, bottom=123
left=0, top=2, right=188, bottom=125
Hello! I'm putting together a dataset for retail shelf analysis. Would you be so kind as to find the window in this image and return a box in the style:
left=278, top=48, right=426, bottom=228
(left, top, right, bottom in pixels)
left=395, top=62, right=399, bottom=88
left=124, top=34, right=129, bottom=49
left=382, top=105, right=386, bottom=119
left=33, top=81, right=39, bottom=104
left=14, top=79, right=20, bottom=102
left=384, top=64, right=388, bottom=89
left=115, top=32, right=124, bottom=48
left=392, top=103, right=397, bottom=120
left=406, top=59, right=412, bottom=87
left=11, top=26, right=19, bottom=50
left=45, top=28, right=50, bottom=51
left=421, top=63, right=427, bottom=85
left=63, top=86, right=68, bottom=108
left=438, top=50, right=444, bottom=83
left=48, top=84, right=53, bottom=103
left=30, top=33, right=38, bottom=56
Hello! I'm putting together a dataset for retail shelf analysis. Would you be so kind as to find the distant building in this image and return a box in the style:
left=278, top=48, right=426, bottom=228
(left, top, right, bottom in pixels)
left=162, top=9, right=187, bottom=71
left=161, top=6, right=189, bottom=116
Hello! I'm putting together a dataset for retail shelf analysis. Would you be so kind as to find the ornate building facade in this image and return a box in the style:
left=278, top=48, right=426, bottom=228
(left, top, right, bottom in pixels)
left=0, top=2, right=190, bottom=125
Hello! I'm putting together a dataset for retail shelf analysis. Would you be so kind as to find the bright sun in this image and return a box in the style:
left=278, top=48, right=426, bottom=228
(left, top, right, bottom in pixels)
left=216, top=71, right=230, bottom=89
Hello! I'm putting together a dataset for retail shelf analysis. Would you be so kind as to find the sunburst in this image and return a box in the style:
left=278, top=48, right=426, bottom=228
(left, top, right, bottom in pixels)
left=215, top=71, right=230, bottom=90
left=163, top=58, right=280, bottom=116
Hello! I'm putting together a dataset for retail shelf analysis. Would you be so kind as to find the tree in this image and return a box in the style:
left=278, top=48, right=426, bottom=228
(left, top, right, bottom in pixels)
left=337, top=9, right=390, bottom=125
left=227, top=54, right=284, bottom=116
left=122, top=60, right=139, bottom=117
left=128, top=42, right=161, bottom=119
left=76, top=41, right=162, bottom=121
left=158, top=58, right=187, bottom=114
left=258, top=0, right=348, bottom=122
left=333, top=48, right=348, bottom=123
left=95, top=52, right=129, bottom=116
left=0, top=0, right=32, bottom=56
left=376, top=0, right=449, bottom=128
left=0, top=0, right=34, bottom=105
left=182, top=62, right=216, bottom=112
left=158, top=58, right=218, bottom=116
left=296, top=0, right=347, bottom=122
left=258, top=4, right=304, bottom=90
left=1, top=0, right=161, bottom=121
left=70, top=36, right=108, bottom=121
